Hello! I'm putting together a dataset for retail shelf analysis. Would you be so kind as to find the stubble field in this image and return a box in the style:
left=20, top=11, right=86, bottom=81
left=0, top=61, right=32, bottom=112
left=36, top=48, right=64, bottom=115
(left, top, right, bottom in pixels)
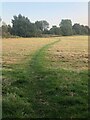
left=2, top=36, right=88, bottom=118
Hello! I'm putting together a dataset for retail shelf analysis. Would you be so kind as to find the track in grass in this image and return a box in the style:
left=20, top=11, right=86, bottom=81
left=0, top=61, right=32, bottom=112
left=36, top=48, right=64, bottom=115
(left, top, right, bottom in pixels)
left=29, top=38, right=88, bottom=118
left=2, top=38, right=88, bottom=118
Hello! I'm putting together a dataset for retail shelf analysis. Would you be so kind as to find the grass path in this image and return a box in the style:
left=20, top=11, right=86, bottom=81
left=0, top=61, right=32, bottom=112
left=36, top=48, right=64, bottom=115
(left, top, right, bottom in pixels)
left=3, top=39, right=88, bottom=118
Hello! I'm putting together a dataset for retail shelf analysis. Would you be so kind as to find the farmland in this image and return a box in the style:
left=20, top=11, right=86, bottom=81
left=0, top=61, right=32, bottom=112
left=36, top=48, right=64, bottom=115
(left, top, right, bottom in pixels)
left=2, top=36, right=88, bottom=118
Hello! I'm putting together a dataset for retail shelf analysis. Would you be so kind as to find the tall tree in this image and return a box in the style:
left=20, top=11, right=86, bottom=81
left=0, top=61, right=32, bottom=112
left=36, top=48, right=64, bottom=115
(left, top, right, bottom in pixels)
left=12, top=14, right=33, bottom=37
left=59, top=19, right=73, bottom=36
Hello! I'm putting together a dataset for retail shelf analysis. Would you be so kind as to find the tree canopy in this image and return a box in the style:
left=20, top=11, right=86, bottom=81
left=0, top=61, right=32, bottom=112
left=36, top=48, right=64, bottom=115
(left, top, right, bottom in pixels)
left=50, top=26, right=61, bottom=35
left=1, top=14, right=90, bottom=38
left=59, top=19, right=73, bottom=36
left=72, top=24, right=88, bottom=35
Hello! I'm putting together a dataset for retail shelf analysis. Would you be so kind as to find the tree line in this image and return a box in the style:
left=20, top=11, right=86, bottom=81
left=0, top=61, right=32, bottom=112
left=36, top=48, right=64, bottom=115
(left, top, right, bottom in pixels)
left=1, top=14, right=90, bottom=38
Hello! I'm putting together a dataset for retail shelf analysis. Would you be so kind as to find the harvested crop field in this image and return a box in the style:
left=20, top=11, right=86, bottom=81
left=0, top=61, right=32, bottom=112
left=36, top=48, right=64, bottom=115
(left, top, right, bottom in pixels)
left=2, top=36, right=88, bottom=118
left=46, top=36, right=88, bottom=71
left=2, top=38, right=56, bottom=65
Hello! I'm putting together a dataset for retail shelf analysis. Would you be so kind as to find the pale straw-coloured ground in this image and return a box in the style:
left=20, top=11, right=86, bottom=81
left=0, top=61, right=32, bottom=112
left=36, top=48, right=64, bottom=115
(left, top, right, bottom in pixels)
left=2, top=36, right=88, bottom=71
left=2, top=37, right=56, bottom=65
left=46, top=36, right=88, bottom=71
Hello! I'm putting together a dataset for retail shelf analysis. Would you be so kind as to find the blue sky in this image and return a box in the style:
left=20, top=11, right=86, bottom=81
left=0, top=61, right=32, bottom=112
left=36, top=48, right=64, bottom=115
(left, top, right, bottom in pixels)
left=1, top=2, right=88, bottom=28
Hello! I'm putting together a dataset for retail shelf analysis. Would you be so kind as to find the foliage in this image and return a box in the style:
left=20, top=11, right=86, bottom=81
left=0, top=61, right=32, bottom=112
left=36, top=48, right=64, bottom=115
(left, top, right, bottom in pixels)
left=11, top=14, right=32, bottom=37
left=2, top=24, right=11, bottom=38
left=72, top=24, right=82, bottom=35
left=72, top=24, right=89, bottom=35
left=35, top=20, right=49, bottom=31
left=50, top=26, right=61, bottom=35
left=59, top=19, right=73, bottom=36
left=1, top=14, right=90, bottom=37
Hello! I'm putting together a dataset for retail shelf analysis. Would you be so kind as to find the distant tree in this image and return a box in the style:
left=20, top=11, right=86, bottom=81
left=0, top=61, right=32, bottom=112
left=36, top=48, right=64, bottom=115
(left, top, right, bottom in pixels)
left=11, top=14, right=34, bottom=37
left=2, top=23, right=11, bottom=37
left=50, top=26, right=61, bottom=35
left=85, top=26, right=90, bottom=35
left=35, top=20, right=49, bottom=31
left=29, top=23, right=38, bottom=37
left=72, top=23, right=82, bottom=35
left=35, top=21, right=43, bottom=32
left=72, top=24, right=88, bottom=35
left=11, top=14, right=49, bottom=37
left=59, top=19, right=73, bottom=36
left=81, top=25, right=88, bottom=35
left=43, top=29, right=50, bottom=34
left=8, top=25, right=12, bottom=34
left=42, top=20, right=49, bottom=30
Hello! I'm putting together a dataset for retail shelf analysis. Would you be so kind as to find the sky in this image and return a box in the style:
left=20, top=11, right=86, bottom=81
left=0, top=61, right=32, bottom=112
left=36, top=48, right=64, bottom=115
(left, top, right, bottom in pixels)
left=1, top=2, right=88, bottom=28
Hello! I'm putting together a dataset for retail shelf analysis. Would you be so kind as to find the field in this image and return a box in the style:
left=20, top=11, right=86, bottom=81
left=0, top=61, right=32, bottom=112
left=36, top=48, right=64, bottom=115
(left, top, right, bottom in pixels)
left=2, top=36, right=88, bottom=118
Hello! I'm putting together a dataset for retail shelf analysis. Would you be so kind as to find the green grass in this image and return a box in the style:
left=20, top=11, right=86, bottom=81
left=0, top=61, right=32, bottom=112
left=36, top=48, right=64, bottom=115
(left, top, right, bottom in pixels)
left=2, top=39, right=88, bottom=118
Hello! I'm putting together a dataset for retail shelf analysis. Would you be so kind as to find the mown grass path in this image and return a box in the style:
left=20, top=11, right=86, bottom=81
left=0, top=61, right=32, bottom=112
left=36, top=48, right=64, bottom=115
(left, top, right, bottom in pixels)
left=3, top=39, right=88, bottom=118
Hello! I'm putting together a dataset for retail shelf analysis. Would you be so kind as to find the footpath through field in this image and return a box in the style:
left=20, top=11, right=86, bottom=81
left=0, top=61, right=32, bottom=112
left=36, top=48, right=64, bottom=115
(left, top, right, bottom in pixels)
left=26, top=38, right=88, bottom=118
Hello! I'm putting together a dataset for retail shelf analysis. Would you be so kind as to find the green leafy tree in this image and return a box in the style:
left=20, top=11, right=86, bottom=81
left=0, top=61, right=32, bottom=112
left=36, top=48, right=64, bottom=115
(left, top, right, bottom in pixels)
left=72, top=24, right=89, bottom=35
left=35, top=21, right=43, bottom=31
left=59, top=19, right=73, bottom=36
left=35, top=20, right=49, bottom=31
left=85, top=26, right=90, bottom=35
left=72, top=23, right=82, bottom=35
left=42, top=20, right=49, bottom=30
left=12, top=14, right=34, bottom=37
left=2, top=22, right=11, bottom=38
left=50, top=26, right=61, bottom=35
left=81, top=25, right=88, bottom=35
left=43, top=29, right=50, bottom=34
